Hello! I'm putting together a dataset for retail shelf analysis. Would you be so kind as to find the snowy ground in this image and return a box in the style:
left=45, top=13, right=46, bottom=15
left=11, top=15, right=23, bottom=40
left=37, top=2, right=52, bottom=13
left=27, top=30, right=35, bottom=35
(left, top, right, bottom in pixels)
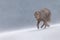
left=0, top=24, right=60, bottom=40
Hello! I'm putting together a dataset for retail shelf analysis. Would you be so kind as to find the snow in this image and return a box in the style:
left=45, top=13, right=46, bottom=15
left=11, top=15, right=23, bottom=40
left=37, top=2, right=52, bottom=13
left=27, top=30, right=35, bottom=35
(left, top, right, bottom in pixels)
left=0, top=24, right=60, bottom=40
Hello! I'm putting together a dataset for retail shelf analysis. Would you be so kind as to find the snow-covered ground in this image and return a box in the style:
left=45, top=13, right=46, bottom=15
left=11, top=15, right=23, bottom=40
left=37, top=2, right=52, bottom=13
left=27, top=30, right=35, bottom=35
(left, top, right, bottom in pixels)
left=0, top=24, right=60, bottom=40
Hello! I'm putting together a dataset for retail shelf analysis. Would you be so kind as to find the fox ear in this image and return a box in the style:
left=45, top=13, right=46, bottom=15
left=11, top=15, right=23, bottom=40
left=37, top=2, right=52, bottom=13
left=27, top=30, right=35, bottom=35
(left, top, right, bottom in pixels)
left=34, top=12, right=37, bottom=16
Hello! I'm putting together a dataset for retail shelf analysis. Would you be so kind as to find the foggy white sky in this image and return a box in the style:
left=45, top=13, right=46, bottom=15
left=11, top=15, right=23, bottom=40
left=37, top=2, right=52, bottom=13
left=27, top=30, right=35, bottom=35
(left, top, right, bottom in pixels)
left=0, top=0, right=60, bottom=31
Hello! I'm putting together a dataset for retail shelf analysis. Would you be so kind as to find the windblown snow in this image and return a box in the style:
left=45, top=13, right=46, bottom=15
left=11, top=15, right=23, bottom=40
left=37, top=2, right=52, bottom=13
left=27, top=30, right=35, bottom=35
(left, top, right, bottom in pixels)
left=0, top=24, right=60, bottom=40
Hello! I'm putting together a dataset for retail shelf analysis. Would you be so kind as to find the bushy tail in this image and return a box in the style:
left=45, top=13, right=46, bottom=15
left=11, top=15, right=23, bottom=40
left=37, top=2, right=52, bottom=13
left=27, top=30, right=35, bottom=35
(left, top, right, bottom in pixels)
left=47, top=12, right=51, bottom=22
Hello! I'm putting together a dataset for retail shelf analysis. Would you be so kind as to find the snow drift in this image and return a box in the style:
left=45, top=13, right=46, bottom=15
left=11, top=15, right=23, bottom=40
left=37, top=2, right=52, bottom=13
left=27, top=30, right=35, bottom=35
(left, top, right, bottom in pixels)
left=0, top=24, right=60, bottom=40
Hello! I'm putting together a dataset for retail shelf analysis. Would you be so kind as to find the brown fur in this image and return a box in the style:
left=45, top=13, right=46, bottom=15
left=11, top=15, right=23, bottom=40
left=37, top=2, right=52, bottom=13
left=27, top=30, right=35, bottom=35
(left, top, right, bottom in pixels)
left=34, top=8, right=51, bottom=29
